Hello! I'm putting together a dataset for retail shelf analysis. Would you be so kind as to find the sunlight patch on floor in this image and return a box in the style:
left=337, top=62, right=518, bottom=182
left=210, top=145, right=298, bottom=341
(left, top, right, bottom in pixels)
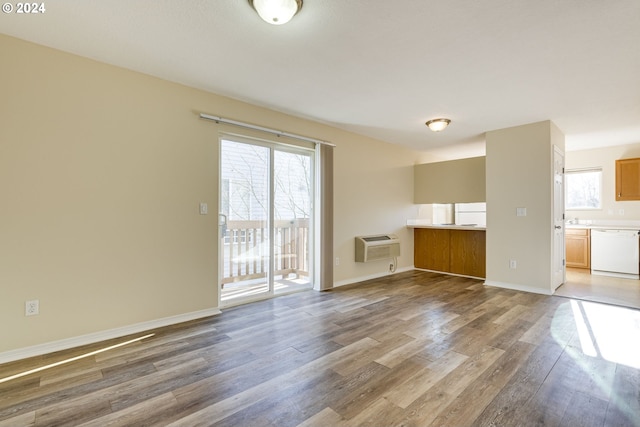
left=570, top=299, right=640, bottom=369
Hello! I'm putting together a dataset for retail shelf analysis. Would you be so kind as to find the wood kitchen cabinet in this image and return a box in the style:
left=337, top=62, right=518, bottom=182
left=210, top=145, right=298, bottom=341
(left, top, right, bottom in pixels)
left=450, top=230, right=486, bottom=277
left=616, top=157, right=640, bottom=201
left=414, top=228, right=450, bottom=272
left=565, top=228, right=590, bottom=269
left=414, top=228, right=486, bottom=278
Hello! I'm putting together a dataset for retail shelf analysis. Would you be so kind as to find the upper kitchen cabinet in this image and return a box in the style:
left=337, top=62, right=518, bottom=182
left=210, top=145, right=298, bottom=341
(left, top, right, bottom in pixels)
left=616, top=157, right=640, bottom=201
left=414, top=156, right=486, bottom=204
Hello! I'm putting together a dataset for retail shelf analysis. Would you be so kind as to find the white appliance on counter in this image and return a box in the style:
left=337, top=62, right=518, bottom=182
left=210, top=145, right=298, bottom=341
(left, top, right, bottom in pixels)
left=454, top=202, right=486, bottom=227
left=591, top=228, right=640, bottom=279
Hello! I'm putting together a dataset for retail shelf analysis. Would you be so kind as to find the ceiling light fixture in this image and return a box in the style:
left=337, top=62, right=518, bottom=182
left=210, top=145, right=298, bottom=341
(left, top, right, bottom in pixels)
left=425, top=118, right=451, bottom=132
left=249, top=0, right=302, bottom=25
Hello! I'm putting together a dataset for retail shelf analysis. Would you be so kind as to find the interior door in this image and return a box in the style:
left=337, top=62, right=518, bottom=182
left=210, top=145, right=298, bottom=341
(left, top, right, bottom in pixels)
left=553, top=146, right=565, bottom=290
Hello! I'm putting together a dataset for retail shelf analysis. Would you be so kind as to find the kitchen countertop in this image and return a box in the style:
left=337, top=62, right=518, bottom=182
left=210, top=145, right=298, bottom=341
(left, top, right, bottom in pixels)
left=566, top=224, right=640, bottom=231
left=407, top=221, right=640, bottom=231
left=406, top=220, right=486, bottom=230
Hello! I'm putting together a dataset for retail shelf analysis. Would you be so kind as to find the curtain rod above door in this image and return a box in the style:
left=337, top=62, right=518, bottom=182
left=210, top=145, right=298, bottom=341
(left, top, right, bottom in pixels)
left=199, top=113, right=335, bottom=147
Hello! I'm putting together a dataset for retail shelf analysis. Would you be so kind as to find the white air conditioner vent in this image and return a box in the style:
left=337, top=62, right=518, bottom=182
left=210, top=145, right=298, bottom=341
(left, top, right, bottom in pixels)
left=355, top=234, right=400, bottom=262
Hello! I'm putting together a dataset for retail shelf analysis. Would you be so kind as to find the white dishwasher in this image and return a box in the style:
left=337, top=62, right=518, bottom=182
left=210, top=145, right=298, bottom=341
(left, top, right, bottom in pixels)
left=591, top=228, right=640, bottom=279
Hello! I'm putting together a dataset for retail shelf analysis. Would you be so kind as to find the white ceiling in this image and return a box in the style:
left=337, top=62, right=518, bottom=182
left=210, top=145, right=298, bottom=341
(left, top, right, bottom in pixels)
left=2, top=0, right=639, bottom=158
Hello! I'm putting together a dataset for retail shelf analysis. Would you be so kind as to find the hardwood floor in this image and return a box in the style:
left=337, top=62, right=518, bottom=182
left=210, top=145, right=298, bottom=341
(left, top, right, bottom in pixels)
left=1, top=270, right=639, bottom=426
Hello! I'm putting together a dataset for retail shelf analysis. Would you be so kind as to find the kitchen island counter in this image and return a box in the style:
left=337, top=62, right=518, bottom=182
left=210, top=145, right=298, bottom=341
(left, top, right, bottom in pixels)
left=407, top=221, right=486, bottom=231
left=413, top=226, right=486, bottom=278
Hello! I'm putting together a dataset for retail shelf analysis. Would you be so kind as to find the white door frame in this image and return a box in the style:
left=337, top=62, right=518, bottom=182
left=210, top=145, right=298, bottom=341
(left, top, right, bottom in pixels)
left=552, top=145, right=566, bottom=290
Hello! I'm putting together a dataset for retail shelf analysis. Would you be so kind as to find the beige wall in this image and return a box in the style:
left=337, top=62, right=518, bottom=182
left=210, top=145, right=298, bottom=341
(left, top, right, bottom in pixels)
left=485, top=121, right=564, bottom=295
left=333, top=137, right=417, bottom=286
left=566, top=142, right=640, bottom=221
left=0, top=34, right=420, bottom=355
left=414, top=156, right=486, bottom=204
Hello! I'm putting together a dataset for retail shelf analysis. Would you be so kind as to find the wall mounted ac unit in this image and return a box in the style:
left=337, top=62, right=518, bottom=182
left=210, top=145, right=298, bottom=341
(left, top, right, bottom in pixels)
left=355, top=234, right=400, bottom=262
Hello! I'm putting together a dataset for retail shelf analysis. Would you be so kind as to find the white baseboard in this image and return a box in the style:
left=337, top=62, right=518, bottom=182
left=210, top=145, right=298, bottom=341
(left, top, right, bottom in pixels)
left=413, top=268, right=484, bottom=280
left=0, top=307, right=221, bottom=365
left=332, top=266, right=415, bottom=288
left=484, top=280, right=553, bottom=296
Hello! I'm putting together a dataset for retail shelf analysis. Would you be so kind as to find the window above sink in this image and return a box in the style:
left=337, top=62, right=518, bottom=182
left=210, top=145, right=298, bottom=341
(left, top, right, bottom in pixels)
left=566, top=168, right=602, bottom=210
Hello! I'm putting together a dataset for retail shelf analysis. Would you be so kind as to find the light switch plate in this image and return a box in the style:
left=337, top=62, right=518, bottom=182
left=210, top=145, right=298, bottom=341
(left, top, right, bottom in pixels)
left=199, top=203, right=208, bottom=215
left=516, top=207, right=527, bottom=217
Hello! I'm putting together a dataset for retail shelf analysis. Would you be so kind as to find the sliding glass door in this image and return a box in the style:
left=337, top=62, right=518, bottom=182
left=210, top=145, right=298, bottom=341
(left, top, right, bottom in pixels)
left=273, top=149, right=313, bottom=292
left=219, top=136, right=314, bottom=305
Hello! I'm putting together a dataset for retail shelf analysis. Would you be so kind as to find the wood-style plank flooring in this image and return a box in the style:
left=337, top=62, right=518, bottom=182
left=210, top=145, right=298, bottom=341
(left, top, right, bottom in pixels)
left=1, top=270, right=640, bottom=426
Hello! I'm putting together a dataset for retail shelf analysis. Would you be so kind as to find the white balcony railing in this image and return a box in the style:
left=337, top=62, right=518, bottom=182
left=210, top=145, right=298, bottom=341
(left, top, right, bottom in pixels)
left=221, top=219, right=309, bottom=285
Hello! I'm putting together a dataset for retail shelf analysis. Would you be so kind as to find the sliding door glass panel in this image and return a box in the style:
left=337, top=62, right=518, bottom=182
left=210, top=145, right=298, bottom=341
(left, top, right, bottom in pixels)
left=220, top=140, right=270, bottom=302
left=273, top=149, right=313, bottom=294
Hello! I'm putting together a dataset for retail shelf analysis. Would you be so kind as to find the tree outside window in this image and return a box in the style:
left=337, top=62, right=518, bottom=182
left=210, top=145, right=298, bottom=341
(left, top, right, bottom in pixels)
left=566, top=168, right=602, bottom=210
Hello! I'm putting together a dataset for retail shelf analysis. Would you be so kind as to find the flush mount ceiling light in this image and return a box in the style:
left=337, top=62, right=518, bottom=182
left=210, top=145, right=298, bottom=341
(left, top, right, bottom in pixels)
left=425, top=118, right=451, bottom=132
left=249, top=0, right=303, bottom=25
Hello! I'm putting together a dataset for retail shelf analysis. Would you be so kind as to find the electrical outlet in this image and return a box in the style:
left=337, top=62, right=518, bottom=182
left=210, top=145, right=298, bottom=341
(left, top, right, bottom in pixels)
left=25, top=300, right=39, bottom=316
left=509, top=260, right=517, bottom=269
left=335, top=257, right=340, bottom=266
